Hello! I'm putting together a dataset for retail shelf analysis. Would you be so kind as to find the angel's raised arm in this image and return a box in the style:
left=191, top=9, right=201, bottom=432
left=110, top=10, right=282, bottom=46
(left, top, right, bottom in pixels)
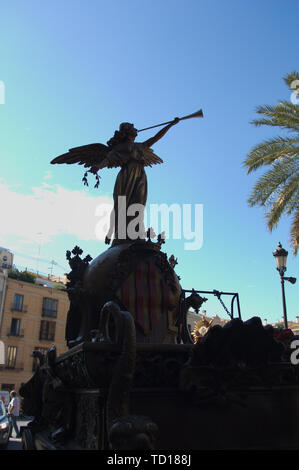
left=142, top=118, right=179, bottom=148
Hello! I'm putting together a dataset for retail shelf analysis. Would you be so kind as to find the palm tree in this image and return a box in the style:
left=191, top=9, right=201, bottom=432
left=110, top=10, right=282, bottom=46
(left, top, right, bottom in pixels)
left=244, top=71, right=299, bottom=255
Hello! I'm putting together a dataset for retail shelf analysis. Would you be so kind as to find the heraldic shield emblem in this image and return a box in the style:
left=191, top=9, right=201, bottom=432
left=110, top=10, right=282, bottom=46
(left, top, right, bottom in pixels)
left=113, top=244, right=182, bottom=343
left=116, top=260, right=171, bottom=336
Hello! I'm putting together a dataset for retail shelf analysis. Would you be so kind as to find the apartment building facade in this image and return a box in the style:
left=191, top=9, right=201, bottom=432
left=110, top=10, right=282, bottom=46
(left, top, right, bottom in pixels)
left=0, top=275, right=69, bottom=393
left=0, top=247, right=13, bottom=327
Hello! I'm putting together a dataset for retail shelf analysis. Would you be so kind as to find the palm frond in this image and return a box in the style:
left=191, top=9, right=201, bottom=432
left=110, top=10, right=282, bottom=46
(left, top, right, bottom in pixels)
left=247, top=157, right=298, bottom=207
left=251, top=103, right=299, bottom=131
left=283, top=71, right=299, bottom=90
left=244, top=136, right=299, bottom=173
left=290, top=206, right=299, bottom=255
left=284, top=188, right=299, bottom=214
left=246, top=72, right=299, bottom=255
left=265, top=174, right=299, bottom=229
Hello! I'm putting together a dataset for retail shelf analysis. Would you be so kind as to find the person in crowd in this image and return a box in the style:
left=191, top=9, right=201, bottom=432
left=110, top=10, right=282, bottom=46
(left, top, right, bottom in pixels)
left=8, top=390, right=21, bottom=438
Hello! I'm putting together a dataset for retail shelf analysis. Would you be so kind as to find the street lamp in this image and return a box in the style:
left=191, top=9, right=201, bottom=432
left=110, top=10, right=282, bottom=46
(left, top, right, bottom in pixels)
left=273, top=242, right=297, bottom=329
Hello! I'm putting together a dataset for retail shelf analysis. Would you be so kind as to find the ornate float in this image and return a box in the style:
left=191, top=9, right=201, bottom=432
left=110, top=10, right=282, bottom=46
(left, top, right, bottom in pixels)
left=19, top=115, right=299, bottom=450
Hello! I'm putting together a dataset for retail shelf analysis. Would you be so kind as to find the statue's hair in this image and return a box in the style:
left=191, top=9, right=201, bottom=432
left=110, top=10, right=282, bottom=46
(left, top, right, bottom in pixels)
left=107, top=122, right=135, bottom=147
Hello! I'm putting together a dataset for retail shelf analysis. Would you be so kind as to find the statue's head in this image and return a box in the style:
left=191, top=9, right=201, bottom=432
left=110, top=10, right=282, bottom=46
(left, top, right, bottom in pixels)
left=119, top=122, right=138, bottom=140
left=107, top=123, right=137, bottom=147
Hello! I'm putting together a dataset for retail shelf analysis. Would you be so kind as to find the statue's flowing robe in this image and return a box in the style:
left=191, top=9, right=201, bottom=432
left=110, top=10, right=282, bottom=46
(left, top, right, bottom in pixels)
left=108, top=143, right=148, bottom=242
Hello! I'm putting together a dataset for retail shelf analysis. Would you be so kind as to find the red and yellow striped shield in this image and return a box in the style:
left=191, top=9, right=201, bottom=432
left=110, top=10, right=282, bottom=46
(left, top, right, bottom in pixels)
left=116, top=260, right=170, bottom=335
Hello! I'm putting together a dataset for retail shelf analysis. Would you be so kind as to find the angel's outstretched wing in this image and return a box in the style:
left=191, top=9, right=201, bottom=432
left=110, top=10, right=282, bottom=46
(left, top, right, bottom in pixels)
left=51, top=143, right=109, bottom=172
left=142, top=146, right=163, bottom=167
left=51, top=142, right=124, bottom=188
left=50, top=141, right=163, bottom=187
left=92, top=143, right=163, bottom=170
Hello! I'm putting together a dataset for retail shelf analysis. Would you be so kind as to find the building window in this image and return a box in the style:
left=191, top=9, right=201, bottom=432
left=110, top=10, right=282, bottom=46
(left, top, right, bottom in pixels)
left=13, top=294, right=24, bottom=312
left=39, top=320, right=56, bottom=341
left=42, top=298, right=58, bottom=318
left=6, top=346, right=17, bottom=368
left=9, top=318, right=21, bottom=336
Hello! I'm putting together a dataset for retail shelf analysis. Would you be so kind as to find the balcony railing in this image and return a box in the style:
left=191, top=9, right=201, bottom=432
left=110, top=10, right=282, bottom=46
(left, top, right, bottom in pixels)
left=10, top=303, right=27, bottom=313
left=1, top=263, right=12, bottom=270
left=42, top=308, right=57, bottom=318
left=5, top=362, right=24, bottom=371
left=6, top=328, right=24, bottom=338
left=39, top=334, right=55, bottom=342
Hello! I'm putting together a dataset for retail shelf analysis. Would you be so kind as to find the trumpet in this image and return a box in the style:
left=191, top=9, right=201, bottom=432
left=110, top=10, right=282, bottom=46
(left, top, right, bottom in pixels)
left=137, top=109, right=204, bottom=132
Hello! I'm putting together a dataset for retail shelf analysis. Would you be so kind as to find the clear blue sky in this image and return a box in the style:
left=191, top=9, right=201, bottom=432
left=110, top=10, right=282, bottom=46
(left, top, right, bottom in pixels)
left=0, top=0, right=298, bottom=324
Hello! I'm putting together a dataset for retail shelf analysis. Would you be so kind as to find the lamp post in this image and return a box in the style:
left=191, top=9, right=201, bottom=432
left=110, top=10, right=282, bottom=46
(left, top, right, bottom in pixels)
left=273, top=242, right=297, bottom=329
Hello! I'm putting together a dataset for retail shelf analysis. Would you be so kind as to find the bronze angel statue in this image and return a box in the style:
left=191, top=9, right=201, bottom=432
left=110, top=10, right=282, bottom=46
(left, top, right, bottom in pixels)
left=51, top=110, right=203, bottom=244
left=51, top=119, right=180, bottom=244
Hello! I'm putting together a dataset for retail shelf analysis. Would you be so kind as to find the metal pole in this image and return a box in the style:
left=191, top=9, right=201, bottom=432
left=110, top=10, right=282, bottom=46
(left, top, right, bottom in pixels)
left=280, top=272, right=288, bottom=329
left=236, top=294, right=241, bottom=319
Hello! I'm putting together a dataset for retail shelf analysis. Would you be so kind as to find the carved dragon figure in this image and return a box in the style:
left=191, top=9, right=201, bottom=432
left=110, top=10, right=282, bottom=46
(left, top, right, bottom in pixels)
left=97, top=301, right=158, bottom=449
left=97, top=301, right=158, bottom=450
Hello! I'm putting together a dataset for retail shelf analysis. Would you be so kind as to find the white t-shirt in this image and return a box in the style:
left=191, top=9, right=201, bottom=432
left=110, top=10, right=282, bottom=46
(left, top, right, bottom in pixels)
left=8, top=396, right=20, bottom=416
